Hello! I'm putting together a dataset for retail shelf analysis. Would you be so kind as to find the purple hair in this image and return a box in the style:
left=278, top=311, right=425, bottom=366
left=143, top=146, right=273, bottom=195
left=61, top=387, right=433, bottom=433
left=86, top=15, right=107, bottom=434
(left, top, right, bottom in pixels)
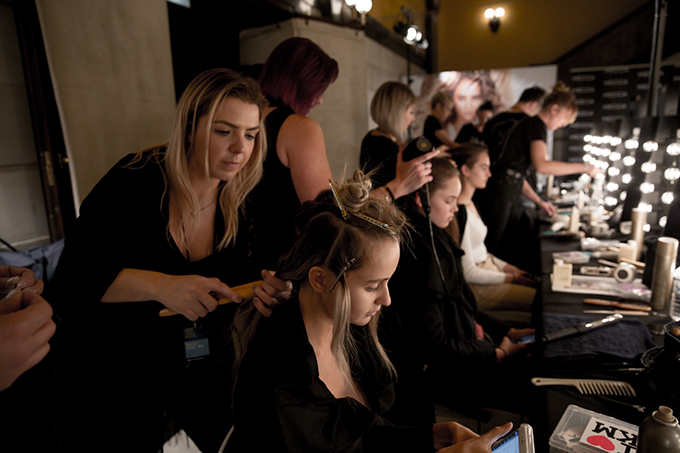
left=259, top=37, right=339, bottom=116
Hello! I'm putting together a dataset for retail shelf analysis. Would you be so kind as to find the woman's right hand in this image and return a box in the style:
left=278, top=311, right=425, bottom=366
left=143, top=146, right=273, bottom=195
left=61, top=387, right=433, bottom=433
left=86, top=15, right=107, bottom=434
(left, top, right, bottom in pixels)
left=155, top=274, right=242, bottom=322
left=436, top=422, right=513, bottom=453
left=496, top=336, right=527, bottom=363
left=390, top=147, right=441, bottom=198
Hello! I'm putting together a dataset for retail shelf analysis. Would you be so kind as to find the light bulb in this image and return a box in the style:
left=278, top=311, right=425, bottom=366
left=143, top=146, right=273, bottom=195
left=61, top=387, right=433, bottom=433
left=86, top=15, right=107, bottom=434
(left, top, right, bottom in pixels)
left=638, top=202, right=652, bottom=212
left=601, top=148, right=611, bottom=157
left=495, top=7, right=505, bottom=17
left=484, top=8, right=495, bottom=18
left=583, top=144, right=592, bottom=152
left=662, top=192, right=674, bottom=204
left=641, top=162, right=656, bottom=173
left=609, top=152, right=621, bottom=161
left=605, top=197, right=618, bottom=206
left=643, top=224, right=651, bottom=232
left=624, top=138, right=639, bottom=150
left=668, top=142, right=680, bottom=156
left=621, top=174, right=632, bottom=184
left=620, top=191, right=627, bottom=201
left=665, top=167, right=680, bottom=182
left=414, top=30, right=422, bottom=41
left=405, top=26, right=417, bottom=41
left=583, top=154, right=593, bottom=162
left=642, top=141, right=658, bottom=152
left=606, top=182, right=619, bottom=192
left=660, top=216, right=667, bottom=228
left=640, top=182, right=655, bottom=194
left=610, top=137, right=622, bottom=146
left=623, top=156, right=635, bottom=167
left=355, top=0, right=372, bottom=14
left=608, top=167, right=620, bottom=176
left=584, top=135, right=592, bottom=142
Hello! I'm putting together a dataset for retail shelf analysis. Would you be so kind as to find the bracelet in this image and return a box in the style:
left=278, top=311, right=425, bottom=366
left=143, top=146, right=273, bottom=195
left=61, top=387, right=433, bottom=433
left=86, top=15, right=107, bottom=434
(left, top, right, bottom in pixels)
left=384, top=185, right=395, bottom=203
left=583, top=163, right=591, bottom=173
left=498, top=347, right=507, bottom=361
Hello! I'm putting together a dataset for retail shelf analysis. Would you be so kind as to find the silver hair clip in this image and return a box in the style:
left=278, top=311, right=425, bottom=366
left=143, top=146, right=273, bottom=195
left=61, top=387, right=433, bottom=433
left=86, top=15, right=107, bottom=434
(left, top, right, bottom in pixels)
left=330, top=257, right=357, bottom=292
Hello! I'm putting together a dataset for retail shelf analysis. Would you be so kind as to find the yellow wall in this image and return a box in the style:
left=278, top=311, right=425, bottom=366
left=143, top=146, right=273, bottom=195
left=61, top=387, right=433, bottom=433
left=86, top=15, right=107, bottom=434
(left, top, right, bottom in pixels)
left=436, top=0, right=650, bottom=71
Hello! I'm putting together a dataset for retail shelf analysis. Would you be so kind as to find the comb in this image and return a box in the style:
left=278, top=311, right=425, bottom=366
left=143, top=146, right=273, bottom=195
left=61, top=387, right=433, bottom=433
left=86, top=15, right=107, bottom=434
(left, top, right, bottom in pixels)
left=531, top=377, right=636, bottom=397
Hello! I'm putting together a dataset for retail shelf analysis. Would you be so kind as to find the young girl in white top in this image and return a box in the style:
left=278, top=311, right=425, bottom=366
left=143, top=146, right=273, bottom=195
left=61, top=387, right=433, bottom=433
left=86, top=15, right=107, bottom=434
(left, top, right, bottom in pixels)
left=451, top=144, right=536, bottom=314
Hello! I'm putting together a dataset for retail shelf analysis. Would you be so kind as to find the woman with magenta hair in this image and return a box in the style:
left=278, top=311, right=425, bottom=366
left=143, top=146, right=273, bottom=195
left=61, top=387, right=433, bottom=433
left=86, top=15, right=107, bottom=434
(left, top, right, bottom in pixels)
left=249, top=38, right=438, bottom=272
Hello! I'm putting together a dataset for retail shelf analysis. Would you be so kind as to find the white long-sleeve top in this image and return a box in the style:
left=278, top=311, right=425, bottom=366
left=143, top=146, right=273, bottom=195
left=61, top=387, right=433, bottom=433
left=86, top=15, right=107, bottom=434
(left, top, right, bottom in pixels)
left=459, top=206, right=508, bottom=285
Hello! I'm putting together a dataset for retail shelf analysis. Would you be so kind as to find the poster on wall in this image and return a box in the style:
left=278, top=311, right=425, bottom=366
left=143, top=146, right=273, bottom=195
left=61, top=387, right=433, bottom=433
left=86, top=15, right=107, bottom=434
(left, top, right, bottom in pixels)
left=407, top=65, right=558, bottom=154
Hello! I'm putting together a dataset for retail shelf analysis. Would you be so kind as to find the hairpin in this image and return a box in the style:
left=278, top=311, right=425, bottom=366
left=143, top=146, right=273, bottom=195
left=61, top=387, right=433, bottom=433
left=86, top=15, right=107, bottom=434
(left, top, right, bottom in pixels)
left=330, top=257, right=357, bottom=292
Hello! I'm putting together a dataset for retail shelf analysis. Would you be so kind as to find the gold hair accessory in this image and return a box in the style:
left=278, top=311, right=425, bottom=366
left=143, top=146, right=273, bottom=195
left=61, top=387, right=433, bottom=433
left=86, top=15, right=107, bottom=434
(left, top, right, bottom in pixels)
left=330, top=257, right=357, bottom=292
left=328, top=180, right=398, bottom=235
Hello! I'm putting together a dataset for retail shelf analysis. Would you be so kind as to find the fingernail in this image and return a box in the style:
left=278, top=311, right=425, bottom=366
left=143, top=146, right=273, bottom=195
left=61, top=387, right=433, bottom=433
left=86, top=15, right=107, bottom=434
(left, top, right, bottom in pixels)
left=252, top=284, right=257, bottom=290
left=5, top=288, right=21, bottom=299
left=261, top=270, right=268, bottom=279
left=5, top=277, right=20, bottom=287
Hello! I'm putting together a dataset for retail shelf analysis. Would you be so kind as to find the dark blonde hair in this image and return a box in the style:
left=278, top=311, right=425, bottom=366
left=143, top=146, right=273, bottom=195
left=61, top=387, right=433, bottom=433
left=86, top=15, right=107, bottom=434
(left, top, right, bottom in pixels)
left=431, top=91, right=453, bottom=109
left=541, top=82, right=578, bottom=122
left=450, top=143, right=489, bottom=172
left=234, top=170, right=407, bottom=394
left=132, top=68, right=268, bottom=251
left=370, top=81, right=416, bottom=144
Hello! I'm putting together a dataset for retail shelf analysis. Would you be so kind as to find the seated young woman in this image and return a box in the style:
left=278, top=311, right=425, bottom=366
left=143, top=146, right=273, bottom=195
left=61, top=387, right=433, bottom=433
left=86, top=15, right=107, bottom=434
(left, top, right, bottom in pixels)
left=228, top=171, right=512, bottom=452
left=451, top=144, right=537, bottom=314
left=383, top=157, right=535, bottom=425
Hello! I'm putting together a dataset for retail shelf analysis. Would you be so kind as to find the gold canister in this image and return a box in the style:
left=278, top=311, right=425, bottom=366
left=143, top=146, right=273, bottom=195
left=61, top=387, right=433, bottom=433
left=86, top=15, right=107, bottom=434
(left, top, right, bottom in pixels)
left=650, top=237, right=679, bottom=311
left=631, top=208, right=647, bottom=261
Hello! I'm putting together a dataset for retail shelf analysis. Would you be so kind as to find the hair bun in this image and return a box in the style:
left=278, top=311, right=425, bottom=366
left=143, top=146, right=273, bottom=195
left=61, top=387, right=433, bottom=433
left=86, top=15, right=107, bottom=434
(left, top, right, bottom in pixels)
left=340, top=170, right=373, bottom=211
left=552, top=81, right=570, bottom=93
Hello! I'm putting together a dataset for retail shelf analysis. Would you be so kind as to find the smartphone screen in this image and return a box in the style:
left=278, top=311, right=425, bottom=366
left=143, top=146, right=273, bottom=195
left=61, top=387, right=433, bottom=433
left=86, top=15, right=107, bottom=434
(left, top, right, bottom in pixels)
left=491, top=429, right=520, bottom=453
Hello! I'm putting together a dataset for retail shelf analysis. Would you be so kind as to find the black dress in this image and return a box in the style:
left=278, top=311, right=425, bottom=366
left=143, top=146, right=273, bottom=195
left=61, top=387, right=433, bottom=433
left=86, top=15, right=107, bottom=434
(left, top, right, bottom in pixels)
left=48, top=147, right=256, bottom=452
left=247, top=98, right=300, bottom=271
left=382, top=210, right=511, bottom=424
left=359, top=131, right=399, bottom=190
left=227, top=296, right=433, bottom=452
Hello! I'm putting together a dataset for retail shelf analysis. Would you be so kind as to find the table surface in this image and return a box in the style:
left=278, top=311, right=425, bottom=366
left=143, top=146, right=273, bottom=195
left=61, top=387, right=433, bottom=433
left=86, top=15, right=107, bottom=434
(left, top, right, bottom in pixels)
left=530, top=234, right=675, bottom=452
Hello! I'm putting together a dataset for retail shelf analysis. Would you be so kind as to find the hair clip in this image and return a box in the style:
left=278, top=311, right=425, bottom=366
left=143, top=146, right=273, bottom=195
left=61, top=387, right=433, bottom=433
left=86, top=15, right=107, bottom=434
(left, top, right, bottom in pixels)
left=328, top=180, right=398, bottom=235
left=330, top=257, right=357, bottom=292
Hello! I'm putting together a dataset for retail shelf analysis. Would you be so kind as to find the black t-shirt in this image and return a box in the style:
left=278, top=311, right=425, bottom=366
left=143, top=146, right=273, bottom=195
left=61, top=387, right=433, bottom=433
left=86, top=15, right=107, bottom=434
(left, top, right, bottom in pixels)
left=493, top=115, right=547, bottom=174
left=422, top=115, right=444, bottom=149
left=455, top=123, right=483, bottom=145
left=482, top=111, right=529, bottom=164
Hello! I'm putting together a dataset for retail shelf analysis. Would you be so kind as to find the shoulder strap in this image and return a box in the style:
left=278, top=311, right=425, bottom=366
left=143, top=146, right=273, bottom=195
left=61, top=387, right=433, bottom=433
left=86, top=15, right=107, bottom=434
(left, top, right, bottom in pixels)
left=458, top=205, right=468, bottom=239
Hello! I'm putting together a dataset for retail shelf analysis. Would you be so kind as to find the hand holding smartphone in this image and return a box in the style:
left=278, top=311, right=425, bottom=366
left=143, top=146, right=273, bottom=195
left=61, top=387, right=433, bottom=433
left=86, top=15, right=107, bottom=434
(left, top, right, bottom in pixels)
left=491, top=424, right=534, bottom=453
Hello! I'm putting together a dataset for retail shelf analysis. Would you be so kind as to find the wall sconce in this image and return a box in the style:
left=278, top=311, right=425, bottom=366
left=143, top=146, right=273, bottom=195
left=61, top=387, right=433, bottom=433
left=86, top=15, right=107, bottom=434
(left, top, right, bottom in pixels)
left=345, top=0, right=372, bottom=25
left=484, top=7, right=505, bottom=33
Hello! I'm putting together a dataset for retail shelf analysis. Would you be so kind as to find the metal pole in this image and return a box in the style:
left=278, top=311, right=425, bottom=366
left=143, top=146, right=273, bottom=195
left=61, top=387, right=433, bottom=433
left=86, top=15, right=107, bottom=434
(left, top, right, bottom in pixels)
left=647, top=0, right=667, bottom=117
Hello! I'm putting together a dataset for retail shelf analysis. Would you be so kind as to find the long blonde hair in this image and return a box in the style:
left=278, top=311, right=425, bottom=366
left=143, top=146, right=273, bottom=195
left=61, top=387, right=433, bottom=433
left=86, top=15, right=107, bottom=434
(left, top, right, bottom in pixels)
left=233, top=170, right=407, bottom=395
left=132, top=68, right=267, bottom=250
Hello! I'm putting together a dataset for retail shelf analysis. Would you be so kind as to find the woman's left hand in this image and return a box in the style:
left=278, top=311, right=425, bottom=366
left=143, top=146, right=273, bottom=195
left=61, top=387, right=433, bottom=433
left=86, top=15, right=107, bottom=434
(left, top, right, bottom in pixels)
left=433, top=422, right=479, bottom=450
left=507, top=327, right=535, bottom=342
left=252, top=270, right=293, bottom=317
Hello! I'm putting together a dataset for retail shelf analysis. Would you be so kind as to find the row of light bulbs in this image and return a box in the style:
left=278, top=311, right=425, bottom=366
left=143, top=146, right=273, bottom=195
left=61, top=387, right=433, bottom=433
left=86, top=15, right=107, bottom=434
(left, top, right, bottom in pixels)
left=581, top=129, right=679, bottom=225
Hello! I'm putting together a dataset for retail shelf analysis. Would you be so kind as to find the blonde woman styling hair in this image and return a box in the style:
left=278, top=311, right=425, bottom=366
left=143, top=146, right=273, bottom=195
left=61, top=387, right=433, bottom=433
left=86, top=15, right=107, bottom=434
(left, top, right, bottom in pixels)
left=49, top=68, right=289, bottom=451
left=230, top=170, right=512, bottom=452
left=361, top=81, right=441, bottom=205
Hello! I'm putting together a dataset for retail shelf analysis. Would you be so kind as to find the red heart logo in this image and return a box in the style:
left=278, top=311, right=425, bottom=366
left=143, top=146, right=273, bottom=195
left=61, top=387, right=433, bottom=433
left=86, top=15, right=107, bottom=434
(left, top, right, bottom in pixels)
left=587, top=435, right=616, bottom=451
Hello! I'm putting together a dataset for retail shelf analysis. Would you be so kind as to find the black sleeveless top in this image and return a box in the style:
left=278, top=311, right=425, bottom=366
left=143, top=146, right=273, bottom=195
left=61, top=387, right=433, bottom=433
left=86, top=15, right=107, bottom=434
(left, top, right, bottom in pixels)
left=246, top=98, right=300, bottom=271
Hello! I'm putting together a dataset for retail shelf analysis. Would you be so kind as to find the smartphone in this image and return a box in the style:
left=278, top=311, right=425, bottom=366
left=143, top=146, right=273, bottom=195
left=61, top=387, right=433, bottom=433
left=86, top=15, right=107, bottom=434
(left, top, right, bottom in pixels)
left=514, top=334, right=535, bottom=345
left=491, top=423, right=535, bottom=453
